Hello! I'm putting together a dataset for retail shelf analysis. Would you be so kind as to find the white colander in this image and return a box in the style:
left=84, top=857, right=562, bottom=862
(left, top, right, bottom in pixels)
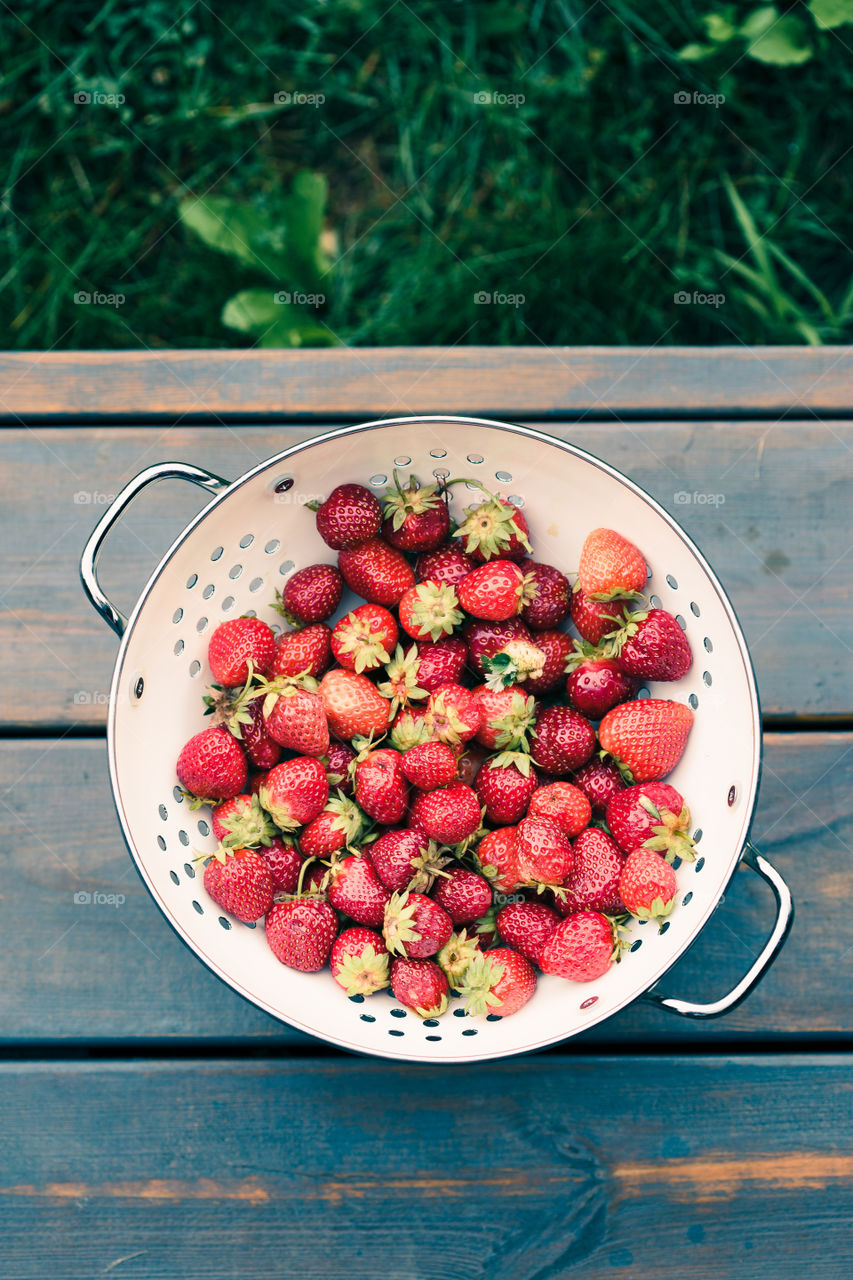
left=81, top=416, right=793, bottom=1062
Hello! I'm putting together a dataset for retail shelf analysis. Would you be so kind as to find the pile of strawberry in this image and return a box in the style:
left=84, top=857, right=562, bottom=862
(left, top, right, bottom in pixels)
left=175, top=473, right=698, bottom=1021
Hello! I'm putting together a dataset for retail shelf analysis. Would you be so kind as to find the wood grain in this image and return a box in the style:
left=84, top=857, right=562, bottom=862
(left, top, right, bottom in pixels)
left=1, top=420, right=850, bottom=726
left=0, top=733, right=847, bottom=1046
left=0, top=347, right=852, bottom=419
left=0, top=1056, right=850, bottom=1278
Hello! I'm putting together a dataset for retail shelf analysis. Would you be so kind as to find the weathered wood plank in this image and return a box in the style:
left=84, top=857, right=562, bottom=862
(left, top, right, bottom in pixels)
left=0, top=1056, right=850, bottom=1279
left=0, top=347, right=851, bottom=419
left=1, top=420, right=850, bottom=725
left=0, top=734, right=846, bottom=1045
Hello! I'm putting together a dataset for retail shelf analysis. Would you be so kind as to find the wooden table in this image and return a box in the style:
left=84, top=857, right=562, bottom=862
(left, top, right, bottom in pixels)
left=1, top=348, right=851, bottom=1278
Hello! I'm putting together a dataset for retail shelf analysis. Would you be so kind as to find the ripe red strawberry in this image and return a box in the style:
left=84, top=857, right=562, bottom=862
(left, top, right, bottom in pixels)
left=566, top=658, right=635, bottom=718
left=475, top=827, right=521, bottom=892
left=338, top=536, right=415, bottom=606
left=266, top=898, right=338, bottom=972
left=410, top=780, right=482, bottom=845
left=496, top=900, right=560, bottom=965
left=384, top=890, right=453, bottom=958
left=327, top=854, right=392, bottom=928
left=382, top=473, right=450, bottom=552
left=578, top=528, right=647, bottom=599
left=261, top=684, right=329, bottom=757
left=457, top=560, right=529, bottom=621
left=367, top=827, right=446, bottom=893
left=557, top=828, right=625, bottom=916
left=475, top=755, right=538, bottom=825
left=519, top=560, right=570, bottom=630
left=211, top=793, right=275, bottom=847
left=453, top=490, right=532, bottom=562
left=315, top=482, right=382, bottom=550
left=277, top=563, right=343, bottom=624
left=272, top=623, right=332, bottom=679
left=539, top=911, right=616, bottom=981
left=522, top=630, right=574, bottom=696
left=354, top=747, right=409, bottom=825
left=260, top=756, right=329, bottom=829
left=177, top=727, right=247, bottom=800
left=464, top=617, right=533, bottom=676
left=400, top=740, right=457, bottom=789
left=608, top=608, right=693, bottom=682
left=398, top=582, right=462, bottom=642
left=202, top=847, right=274, bottom=922
left=457, top=947, right=536, bottom=1017
left=572, top=758, right=626, bottom=813
left=258, top=837, right=303, bottom=893
left=516, top=816, right=573, bottom=886
left=389, top=704, right=433, bottom=751
left=599, top=699, right=694, bottom=782
left=324, top=740, right=357, bottom=794
left=527, top=781, right=591, bottom=838
left=570, top=590, right=625, bottom=646
left=618, top=848, right=678, bottom=921
left=318, top=669, right=391, bottom=741
left=474, top=686, right=537, bottom=751
left=247, top=770, right=270, bottom=797
left=416, top=544, right=476, bottom=587
left=390, top=956, right=449, bottom=1017
left=208, top=617, right=275, bottom=687
left=331, top=603, right=398, bottom=673
left=530, top=706, right=596, bottom=774
left=432, top=866, right=493, bottom=925
left=330, top=928, right=390, bottom=996
left=606, top=782, right=694, bottom=861
left=298, top=794, right=365, bottom=858
left=236, top=696, right=283, bottom=770
left=456, top=742, right=488, bottom=786
left=413, top=636, right=468, bottom=692
left=426, top=683, right=481, bottom=745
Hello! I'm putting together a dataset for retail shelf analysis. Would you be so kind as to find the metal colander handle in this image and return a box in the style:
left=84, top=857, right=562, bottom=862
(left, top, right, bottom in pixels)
left=643, top=843, right=794, bottom=1019
left=80, top=461, right=230, bottom=639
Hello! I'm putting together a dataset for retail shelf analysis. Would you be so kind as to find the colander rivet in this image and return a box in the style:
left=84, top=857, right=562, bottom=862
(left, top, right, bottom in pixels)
left=727, top=785, right=737, bottom=806
left=134, top=676, right=144, bottom=700
left=274, top=477, right=294, bottom=494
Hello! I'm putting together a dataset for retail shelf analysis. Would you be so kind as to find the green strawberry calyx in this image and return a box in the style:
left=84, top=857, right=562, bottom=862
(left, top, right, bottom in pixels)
left=382, top=470, right=444, bottom=527
left=447, top=479, right=532, bottom=559
left=217, top=794, right=277, bottom=849
left=383, top=890, right=423, bottom=957
left=455, top=951, right=506, bottom=1017
left=333, top=609, right=393, bottom=674
left=486, top=692, right=538, bottom=751
left=406, top=581, right=463, bottom=642
left=334, top=943, right=390, bottom=997
left=436, top=930, right=482, bottom=985
left=637, top=795, right=695, bottom=862
left=377, top=644, right=429, bottom=718
left=407, top=841, right=453, bottom=894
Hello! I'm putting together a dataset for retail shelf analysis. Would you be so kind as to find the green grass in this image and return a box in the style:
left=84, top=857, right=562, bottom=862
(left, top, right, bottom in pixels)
left=3, top=0, right=853, bottom=349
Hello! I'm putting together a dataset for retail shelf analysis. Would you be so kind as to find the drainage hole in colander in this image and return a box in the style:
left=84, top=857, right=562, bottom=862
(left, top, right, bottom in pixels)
left=580, top=996, right=598, bottom=1010
left=189, top=660, right=201, bottom=677
left=666, top=574, right=678, bottom=590
left=348, top=994, right=364, bottom=1004
left=659, top=921, right=671, bottom=935
left=174, top=640, right=184, bottom=656
left=688, top=694, right=699, bottom=710
left=695, top=856, right=705, bottom=873
left=682, top=891, right=693, bottom=906
left=196, top=618, right=208, bottom=634
left=172, top=608, right=183, bottom=624
left=184, top=862, right=195, bottom=879
left=157, top=835, right=166, bottom=851
left=210, top=546, right=223, bottom=562
left=704, top=637, right=713, bottom=653
left=671, top=855, right=682, bottom=870
left=274, top=476, right=294, bottom=494
left=637, top=918, right=648, bottom=927
left=279, top=560, right=294, bottom=577
left=239, top=534, right=254, bottom=549
left=173, top=786, right=183, bottom=803
left=369, top=474, right=386, bottom=486
left=452, top=1007, right=467, bottom=1018
left=430, top=449, right=447, bottom=459
left=186, top=573, right=198, bottom=590
left=693, top=828, right=703, bottom=842
left=649, top=594, right=662, bottom=609
left=265, top=539, right=280, bottom=554
left=703, top=670, right=712, bottom=686
left=202, top=584, right=215, bottom=600
left=690, top=601, right=701, bottom=617
left=244, top=609, right=256, bottom=619
left=132, top=676, right=144, bottom=701
left=638, top=686, right=651, bottom=699
left=676, top=614, right=687, bottom=630
left=222, top=596, right=235, bottom=611
left=463, top=479, right=478, bottom=490
left=192, top=900, right=203, bottom=915
left=425, top=1035, right=442, bottom=1042
left=360, top=1014, right=375, bottom=1023
left=630, top=940, right=643, bottom=952
left=169, top=870, right=179, bottom=885
left=435, top=468, right=451, bottom=481
left=197, top=819, right=210, bottom=837
left=462, top=1028, right=478, bottom=1036
left=249, top=577, right=264, bottom=592
left=390, top=1008, right=407, bottom=1019
left=394, top=455, right=411, bottom=466
left=178, top=830, right=189, bottom=846
left=466, top=453, right=483, bottom=464
left=486, top=1013, right=502, bottom=1022
left=219, top=916, right=231, bottom=930
left=727, top=785, right=736, bottom=806
left=244, top=920, right=257, bottom=929
left=158, top=804, right=168, bottom=821
left=389, top=1029, right=404, bottom=1037
left=495, top=470, right=512, bottom=482
left=229, top=564, right=242, bottom=580
left=422, top=1018, right=440, bottom=1027
left=508, top=494, right=525, bottom=508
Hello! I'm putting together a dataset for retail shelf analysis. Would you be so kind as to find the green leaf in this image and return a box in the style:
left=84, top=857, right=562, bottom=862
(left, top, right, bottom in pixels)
left=702, top=10, right=737, bottom=42
left=739, top=5, right=780, bottom=39
left=281, top=171, right=333, bottom=288
left=746, top=13, right=813, bottom=64
left=809, top=0, right=853, bottom=28
left=178, top=197, right=290, bottom=279
left=676, top=41, right=720, bottom=60
left=221, top=291, right=338, bottom=347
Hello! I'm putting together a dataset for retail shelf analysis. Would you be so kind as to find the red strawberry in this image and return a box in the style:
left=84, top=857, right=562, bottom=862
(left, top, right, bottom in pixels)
left=277, top=563, right=342, bottom=625
left=368, top=827, right=447, bottom=893
left=608, top=608, right=693, bottom=682
left=382, top=473, right=450, bottom=552
left=315, top=482, right=382, bottom=550
left=432, top=866, right=493, bottom=925
left=400, top=740, right=458, bottom=789
left=338, top=537, right=415, bottom=606
left=557, top=828, right=625, bottom=915
left=247, top=770, right=269, bottom=797
left=475, top=755, right=538, bottom=825
left=384, top=890, right=453, bottom=958
left=266, top=898, right=338, bottom=971
left=519, top=560, right=570, bottom=630
left=496, top=900, right=560, bottom=965
left=618, top=848, right=678, bottom=922
left=410, top=780, right=482, bottom=846
left=570, top=591, right=625, bottom=646
left=516, top=816, right=573, bottom=886
left=354, top=747, right=409, bottom=824
left=572, top=758, right=626, bottom=813
left=260, top=756, right=329, bottom=829
left=272, top=623, right=332, bottom=679
left=177, top=727, right=247, bottom=800
left=416, top=545, right=476, bottom=587
left=299, top=794, right=365, bottom=858
left=236, top=696, right=283, bottom=770
left=208, top=617, right=275, bottom=687
left=330, top=928, right=390, bottom=996
left=331, top=603, right=398, bottom=673
left=599, top=699, right=694, bottom=782
left=457, top=947, right=536, bottom=1017
left=390, top=956, right=449, bottom=1017
left=522, top=630, right=574, bottom=696
left=453, top=490, right=532, bottom=562
left=606, top=782, right=694, bottom=861
left=425, top=683, right=481, bottom=745
left=566, top=658, right=635, bottom=719
left=413, top=636, right=468, bottom=692
left=327, top=854, right=392, bottom=927
left=211, top=793, right=275, bottom=847
left=324, top=740, right=357, bottom=794
left=318, top=669, right=391, bottom=741
left=261, top=684, right=330, bottom=757
left=530, top=706, right=596, bottom=774
left=578, top=528, right=647, bottom=599
left=202, top=847, right=274, bottom=923
left=539, top=911, right=616, bottom=981
left=258, top=837, right=303, bottom=893
left=398, top=582, right=462, bottom=642
left=464, top=617, right=533, bottom=676
left=527, top=781, right=591, bottom=838
left=475, top=827, right=521, bottom=893
left=474, top=686, right=537, bottom=751
left=457, top=560, right=529, bottom=622
left=456, top=742, right=488, bottom=787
